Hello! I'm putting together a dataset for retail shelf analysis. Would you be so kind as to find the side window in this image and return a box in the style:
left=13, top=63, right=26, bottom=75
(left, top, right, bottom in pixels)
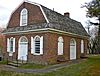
left=31, top=35, right=43, bottom=55
left=35, top=37, right=40, bottom=54
left=81, top=40, right=84, bottom=53
left=7, top=37, right=15, bottom=56
left=58, top=37, right=63, bottom=55
left=20, top=8, right=28, bottom=26
left=10, top=38, right=13, bottom=52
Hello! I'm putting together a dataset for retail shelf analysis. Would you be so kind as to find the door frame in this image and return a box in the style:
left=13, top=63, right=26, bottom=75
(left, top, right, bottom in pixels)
left=70, top=38, right=76, bottom=60
left=18, top=36, right=28, bottom=61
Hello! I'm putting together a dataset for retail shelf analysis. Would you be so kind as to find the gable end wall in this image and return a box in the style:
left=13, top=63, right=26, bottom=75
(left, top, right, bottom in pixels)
left=7, top=2, right=46, bottom=28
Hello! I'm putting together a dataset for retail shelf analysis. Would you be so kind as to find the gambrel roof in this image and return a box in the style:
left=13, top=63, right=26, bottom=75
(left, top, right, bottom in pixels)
left=3, top=1, right=89, bottom=37
left=41, top=5, right=88, bottom=36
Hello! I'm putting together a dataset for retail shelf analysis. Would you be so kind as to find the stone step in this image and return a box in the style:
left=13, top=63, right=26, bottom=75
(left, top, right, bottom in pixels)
left=7, top=60, right=27, bottom=67
left=12, top=61, right=27, bottom=64
left=8, top=62, right=21, bottom=67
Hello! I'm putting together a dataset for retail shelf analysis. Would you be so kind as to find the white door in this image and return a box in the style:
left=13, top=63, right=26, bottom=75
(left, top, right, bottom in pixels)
left=70, top=39, right=76, bottom=60
left=18, top=43, right=28, bottom=61
left=18, top=36, right=28, bottom=61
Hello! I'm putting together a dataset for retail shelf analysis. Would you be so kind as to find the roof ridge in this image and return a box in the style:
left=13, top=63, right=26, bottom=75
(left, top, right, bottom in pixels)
left=40, top=5, right=69, bottom=18
left=24, top=0, right=41, bottom=6
left=40, top=5, right=82, bottom=23
left=24, top=0, right=64, bottom=17
left=25, top=1, right=81, bottom=24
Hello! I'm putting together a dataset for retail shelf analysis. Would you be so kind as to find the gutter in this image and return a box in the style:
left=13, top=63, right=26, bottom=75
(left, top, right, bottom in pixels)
left=2, top=28, right=89, bottom=38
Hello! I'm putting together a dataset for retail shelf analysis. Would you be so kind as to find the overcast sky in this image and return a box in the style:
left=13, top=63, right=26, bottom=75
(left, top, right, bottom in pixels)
left=0, top=0, right=92, bottom=28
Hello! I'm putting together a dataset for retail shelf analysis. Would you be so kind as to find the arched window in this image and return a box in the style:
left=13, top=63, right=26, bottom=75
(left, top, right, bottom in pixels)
left=81, top=40, right=84, bottom=53
left=20, top=8, right=28, bottom=26
left=58, top=37, right=63, bottom=55
left=70, top=38, right=76, bottom=60
left=19, top=36, right=28, bottom=43
left=70, top=39, right=76, bottom=46
left=35, top=36, right=40, bottom=54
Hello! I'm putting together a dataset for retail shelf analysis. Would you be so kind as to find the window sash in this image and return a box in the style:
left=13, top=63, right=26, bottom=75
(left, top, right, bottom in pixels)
left=35, top=40, right=40, bottom=54
left=81, top=40, right=84, bottom=53
left=20, top=8, right=28, bottom=26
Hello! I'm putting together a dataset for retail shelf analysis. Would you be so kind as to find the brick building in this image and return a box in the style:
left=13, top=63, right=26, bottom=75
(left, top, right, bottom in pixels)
left=0, top=27, right=5, bottom=60
left=3, top=1, right=89, bottom=64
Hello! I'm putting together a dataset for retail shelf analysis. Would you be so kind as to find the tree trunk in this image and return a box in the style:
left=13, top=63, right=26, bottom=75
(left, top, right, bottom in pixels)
left=97, top=17, right=100, bottom=53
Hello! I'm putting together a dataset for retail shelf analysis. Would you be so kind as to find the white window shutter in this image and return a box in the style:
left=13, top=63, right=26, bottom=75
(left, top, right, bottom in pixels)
left=7, top=38, right=10, bottom=52
left=40, top=36, right=43, bottom=54
left=13, top=38, right=15, bottom=52
left=58, top=42, right=59, bottom=55
left=61, top=42, right=63, bottom=55
left=31, top=37, right=35, bottom=54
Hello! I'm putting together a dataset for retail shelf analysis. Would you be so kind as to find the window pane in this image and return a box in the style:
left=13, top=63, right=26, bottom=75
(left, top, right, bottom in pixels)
left=35, top=37, right=40, bottom=54
left=20, top=8, right=28, bottom=26
left=10, top=38, right=13, bottom=52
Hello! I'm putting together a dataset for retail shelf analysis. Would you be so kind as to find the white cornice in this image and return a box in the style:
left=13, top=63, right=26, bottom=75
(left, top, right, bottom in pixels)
left=3, top=28, right=49, bottom=34
left=3, top=28, right=89, bottom=38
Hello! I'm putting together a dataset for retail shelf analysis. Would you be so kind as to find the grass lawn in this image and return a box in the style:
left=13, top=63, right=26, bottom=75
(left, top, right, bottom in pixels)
left=0, top=55, right=100, bottom=76
left=0, top=60, right=7, bottom=64
left=19, top=63, right=47, bottom=69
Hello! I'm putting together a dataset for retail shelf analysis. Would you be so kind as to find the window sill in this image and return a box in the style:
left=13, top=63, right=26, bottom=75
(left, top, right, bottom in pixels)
left=32, top=53, right=43, bottom=56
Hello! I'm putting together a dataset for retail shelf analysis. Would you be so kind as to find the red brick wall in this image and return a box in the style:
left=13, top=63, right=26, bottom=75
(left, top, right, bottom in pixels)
left=0, top=34, right=5, bottom=49
left=3, top=32, right=88, bottom=64
left=0, top=28, right=5, bottom=57
left=7, top=2, right=46, bottom=28
left=76, top=38, right=81, bottom=59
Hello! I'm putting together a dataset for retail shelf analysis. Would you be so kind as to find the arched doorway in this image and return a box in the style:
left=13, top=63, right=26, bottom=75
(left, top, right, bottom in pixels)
left=18, top=36, right=28, bottom=61
left=70, top=38, right=76, bottom=60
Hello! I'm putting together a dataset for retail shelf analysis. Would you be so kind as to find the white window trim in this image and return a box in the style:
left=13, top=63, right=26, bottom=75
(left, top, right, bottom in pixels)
left=19, top=36, right=28, bottom=43
left=9, top=37, right=14, bottom=53
left=34, top=35, right=41, bottom=55
left=31, top=35, right=43, bottom=55
left=9, top=52, right=13, bottom=56
left=31, top=37, right=34, bottom=54
left=13, top=38, right=15, bottom=52
left=40, top=36, right=43, bottom=55
left=70, top=38, right=76, bottom=46
left=70, top=38, right=76, bottom=60
left=58, top=37, right=64, bottom=55
left=81, top=40, right=84, bottom=53
left=7, top=37, right=16, bottom=56
left=20, top=8, right=28, bottom=26
left=7, top=38, right=10, bottom=52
